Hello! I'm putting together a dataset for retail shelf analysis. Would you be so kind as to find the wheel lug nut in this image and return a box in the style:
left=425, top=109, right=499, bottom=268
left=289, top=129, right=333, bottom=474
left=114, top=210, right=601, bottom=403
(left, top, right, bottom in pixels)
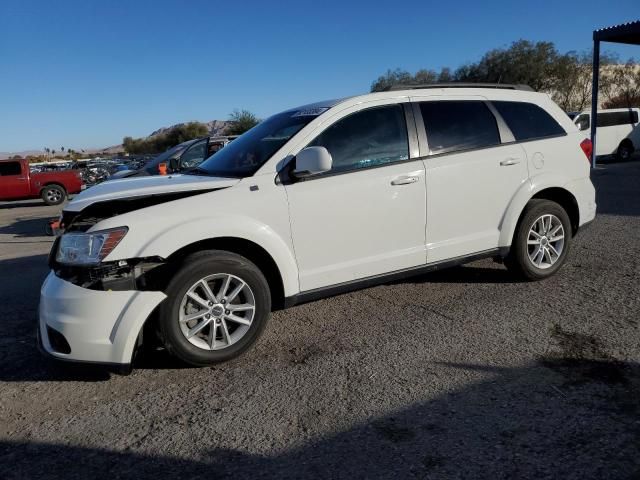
left=221, top=299, right=226, bottom=304
left=205, top=314, right=211, bottom=319
left=208, top=302, right=213, bottom=306
left=225, top=310, right=230, bottom=315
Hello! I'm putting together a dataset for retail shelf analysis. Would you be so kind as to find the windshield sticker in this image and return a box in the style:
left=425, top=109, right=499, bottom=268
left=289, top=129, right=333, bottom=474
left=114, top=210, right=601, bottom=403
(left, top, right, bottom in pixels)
left=291, top=107, right=329, bottom=117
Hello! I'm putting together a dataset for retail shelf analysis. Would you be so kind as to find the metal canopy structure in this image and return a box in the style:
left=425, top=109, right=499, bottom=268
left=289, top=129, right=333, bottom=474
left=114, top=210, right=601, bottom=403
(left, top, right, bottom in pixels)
left=591, top=20, right=640, bottom=168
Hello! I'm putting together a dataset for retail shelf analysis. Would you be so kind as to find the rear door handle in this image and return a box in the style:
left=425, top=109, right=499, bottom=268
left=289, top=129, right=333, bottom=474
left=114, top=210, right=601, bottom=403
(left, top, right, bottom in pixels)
left=500, top=157, right=521, bottom=166
left=391, top=175, right=419, bottom=186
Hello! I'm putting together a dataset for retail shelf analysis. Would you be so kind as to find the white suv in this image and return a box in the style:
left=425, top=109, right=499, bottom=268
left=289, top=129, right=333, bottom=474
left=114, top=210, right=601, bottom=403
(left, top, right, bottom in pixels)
left=39, top=84, right=597, bottom=371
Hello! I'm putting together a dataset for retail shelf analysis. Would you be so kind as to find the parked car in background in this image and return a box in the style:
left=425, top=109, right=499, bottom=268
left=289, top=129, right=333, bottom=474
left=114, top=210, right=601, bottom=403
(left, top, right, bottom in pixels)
left=110, top=136, right=236, bottom=179
left=574, top=107, right=640, bottom=160
left=40, top=84, right=596, bottom=372
left=0, top=158, right=84, bottom=205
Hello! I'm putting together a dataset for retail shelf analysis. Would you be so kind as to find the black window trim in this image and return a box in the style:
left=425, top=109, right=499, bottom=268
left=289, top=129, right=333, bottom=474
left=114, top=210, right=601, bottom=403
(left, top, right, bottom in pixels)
left=412, top=99, right=568, bottom=160
left=277, top=102, right=421, bottom=185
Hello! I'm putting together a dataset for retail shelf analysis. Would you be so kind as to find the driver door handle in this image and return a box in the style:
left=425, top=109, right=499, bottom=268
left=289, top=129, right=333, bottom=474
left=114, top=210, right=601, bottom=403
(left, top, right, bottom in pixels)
left=500, top=157, right=521, bottom=166
left=391, top=175, right=419, bottom=186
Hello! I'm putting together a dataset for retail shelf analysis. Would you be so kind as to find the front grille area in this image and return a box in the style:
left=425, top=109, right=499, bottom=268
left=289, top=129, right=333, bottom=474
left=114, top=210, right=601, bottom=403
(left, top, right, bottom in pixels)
left=54, top=261, right=135, bottom=290
left=47, top=326, right=71, bottom=354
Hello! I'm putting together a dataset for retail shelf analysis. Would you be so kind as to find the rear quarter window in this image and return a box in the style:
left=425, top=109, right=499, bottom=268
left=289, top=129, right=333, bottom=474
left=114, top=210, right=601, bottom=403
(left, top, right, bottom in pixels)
left=492, top=101, right=565, bottom=141
left=597, top=111, right=638, bottom=127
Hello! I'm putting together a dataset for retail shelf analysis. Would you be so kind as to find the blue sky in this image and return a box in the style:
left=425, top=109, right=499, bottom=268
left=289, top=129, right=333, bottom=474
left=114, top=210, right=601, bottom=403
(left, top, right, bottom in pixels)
left=1, top=0, right=638, bottom=152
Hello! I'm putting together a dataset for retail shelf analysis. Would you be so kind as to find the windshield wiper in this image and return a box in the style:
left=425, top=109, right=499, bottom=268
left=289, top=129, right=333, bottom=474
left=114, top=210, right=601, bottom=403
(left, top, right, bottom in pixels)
left=184, top=167, right=242, bottom=179
left=184, top=167, right=214, bottom=176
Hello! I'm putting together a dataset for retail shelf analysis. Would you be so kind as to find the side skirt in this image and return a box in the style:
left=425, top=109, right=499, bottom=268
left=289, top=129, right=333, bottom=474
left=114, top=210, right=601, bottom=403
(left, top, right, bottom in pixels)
left=284, top=247, right=509, bottom=308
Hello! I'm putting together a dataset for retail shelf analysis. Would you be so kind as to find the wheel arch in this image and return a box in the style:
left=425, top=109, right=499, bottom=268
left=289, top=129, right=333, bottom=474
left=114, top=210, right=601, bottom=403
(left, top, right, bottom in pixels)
left=39, top=182, right=67, bottom=194
left=163, top=237, right=287, bottom=310
left=500, top=179, right=580, bottom=248
left=530, top=188, right=579, bottom=235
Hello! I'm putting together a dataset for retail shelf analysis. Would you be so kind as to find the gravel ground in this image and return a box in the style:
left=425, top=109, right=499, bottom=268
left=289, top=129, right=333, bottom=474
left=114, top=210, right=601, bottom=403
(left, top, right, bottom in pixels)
left=0, top=159, right=639, bottom=479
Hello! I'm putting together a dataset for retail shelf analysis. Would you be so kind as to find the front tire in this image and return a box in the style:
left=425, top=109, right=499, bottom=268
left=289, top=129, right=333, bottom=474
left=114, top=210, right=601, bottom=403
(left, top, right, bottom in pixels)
left=41, top=184, right=66, bottom=205
left=157, top=250, right=271, bottom=366
left=506, top=199, right=572, bottom=280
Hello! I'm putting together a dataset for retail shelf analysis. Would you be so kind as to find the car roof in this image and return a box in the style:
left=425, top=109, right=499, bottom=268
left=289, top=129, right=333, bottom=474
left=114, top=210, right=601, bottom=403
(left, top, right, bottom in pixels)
left=288, top=85, right=547, bottom=114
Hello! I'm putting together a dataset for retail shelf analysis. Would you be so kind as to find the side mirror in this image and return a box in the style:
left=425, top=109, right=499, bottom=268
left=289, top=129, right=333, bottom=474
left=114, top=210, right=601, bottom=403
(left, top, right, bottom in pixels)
left=576, top=117, right=590, bottom=131
left=293, top=147, right=332, bottom=178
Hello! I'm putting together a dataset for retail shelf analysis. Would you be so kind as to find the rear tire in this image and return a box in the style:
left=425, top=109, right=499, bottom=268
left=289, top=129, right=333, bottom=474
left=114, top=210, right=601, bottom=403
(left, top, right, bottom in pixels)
left=157, top=250, right=271, bottom=366
left=41, top=184, right=66, bottom=205
left=506, top=199, right=572, bottom=280
left=616, top=141, right=633, bottom=162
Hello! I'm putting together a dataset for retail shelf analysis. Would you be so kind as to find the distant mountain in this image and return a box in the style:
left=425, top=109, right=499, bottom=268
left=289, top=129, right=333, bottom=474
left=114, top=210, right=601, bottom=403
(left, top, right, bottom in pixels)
left=0, top=150, right=45, bottom=159
left=0, top=119, right=233, bottom=159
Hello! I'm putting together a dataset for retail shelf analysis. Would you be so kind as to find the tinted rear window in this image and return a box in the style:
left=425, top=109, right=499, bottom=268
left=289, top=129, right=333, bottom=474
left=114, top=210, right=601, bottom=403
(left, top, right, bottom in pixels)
left=597, top=111, right=638, bottom=127
left=0, top=162, right=22, bottom=176
left=420, top=101, right=500, bottom=154
left=492, top=101, right=565, bottom=141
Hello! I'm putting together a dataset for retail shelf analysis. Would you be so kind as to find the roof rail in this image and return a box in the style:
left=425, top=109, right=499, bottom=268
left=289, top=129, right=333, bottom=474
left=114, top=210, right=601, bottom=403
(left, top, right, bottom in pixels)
left=383, top=83, right=534, bottom=92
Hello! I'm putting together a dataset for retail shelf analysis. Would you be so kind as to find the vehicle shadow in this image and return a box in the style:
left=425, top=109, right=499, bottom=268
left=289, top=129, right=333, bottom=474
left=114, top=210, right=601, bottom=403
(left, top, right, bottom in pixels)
left=402, top=263, right=519, bottom=285
left=0, top=216, right=54, bottom=238
left=0, top=200, right=49, bottom=209
left=2, top=353, right=638, bottom=478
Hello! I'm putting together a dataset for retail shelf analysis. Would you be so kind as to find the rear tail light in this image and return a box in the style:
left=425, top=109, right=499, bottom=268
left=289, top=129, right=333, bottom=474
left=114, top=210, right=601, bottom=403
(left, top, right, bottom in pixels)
left=580, top=138, right=593, bottom=163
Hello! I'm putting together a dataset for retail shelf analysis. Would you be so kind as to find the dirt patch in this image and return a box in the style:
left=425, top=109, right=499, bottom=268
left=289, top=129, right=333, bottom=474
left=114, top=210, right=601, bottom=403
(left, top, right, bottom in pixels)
left=542, top=324, right=629, bottom=385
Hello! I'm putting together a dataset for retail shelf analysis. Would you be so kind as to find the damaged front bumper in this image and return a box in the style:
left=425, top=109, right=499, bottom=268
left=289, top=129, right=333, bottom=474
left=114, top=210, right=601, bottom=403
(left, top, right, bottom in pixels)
left=38, top=272, right=166, bottom=367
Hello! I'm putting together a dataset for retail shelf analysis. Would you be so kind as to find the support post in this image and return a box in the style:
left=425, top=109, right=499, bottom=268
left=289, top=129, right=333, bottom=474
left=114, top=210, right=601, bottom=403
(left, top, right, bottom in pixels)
left=590, top=39, right=600, bottom=169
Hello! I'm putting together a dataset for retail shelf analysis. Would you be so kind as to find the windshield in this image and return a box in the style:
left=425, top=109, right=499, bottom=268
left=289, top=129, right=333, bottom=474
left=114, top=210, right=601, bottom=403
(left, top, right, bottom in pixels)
left=192, top=109, right=325, bottom=178
left=143, top=141, right=193, bottom=174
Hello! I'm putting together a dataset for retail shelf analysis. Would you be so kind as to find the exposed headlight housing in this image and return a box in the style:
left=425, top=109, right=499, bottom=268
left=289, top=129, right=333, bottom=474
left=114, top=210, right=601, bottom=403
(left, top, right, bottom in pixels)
left=56, top=227, right=128, bottom=265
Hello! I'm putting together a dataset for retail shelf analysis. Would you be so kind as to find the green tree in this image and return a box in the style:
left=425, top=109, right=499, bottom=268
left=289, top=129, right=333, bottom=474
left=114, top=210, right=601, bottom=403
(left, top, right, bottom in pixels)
left=122, top=122, right=209, bottom=154
left=369, top=40, right=634, bottom=113
left=370, top=67, right=459, bottom=92
left=454, top=40, right=561, bottom=91
left=226, top=109, right=260, bottom=135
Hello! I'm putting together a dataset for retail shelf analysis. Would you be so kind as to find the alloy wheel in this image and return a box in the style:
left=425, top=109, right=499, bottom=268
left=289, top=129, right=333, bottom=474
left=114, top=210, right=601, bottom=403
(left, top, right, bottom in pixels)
left=527, top=214, right=565, bottom=270
left=178, top=273, right=256, bottom=351
left=46, top=189, right=62, bottom=203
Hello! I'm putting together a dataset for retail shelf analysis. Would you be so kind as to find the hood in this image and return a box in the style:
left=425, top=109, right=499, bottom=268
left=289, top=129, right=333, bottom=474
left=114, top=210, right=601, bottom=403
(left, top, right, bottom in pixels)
left=66, top=174, right=240, bottom=212
left=109, top=169, right=142, bottom=180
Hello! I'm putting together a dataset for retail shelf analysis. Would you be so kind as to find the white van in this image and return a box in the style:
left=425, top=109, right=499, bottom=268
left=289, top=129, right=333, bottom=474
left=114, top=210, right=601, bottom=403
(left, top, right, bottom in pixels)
left=39, top=84, right=597, bottom=371
left=574, top=108, right=640, bottom=160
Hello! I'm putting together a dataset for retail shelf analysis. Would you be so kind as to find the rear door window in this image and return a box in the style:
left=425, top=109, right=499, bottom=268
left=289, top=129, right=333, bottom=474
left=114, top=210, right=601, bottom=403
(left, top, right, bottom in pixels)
left=492, top=101, right=565, bottom=141
left=0, top=162, right=22, bottom=176
left=419, top=101, right=500, bottom=154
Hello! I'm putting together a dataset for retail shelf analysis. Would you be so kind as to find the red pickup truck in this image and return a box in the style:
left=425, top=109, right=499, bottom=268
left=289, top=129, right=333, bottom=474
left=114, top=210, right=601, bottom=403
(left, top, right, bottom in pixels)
left=0, top=159, right=84, bottom=205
